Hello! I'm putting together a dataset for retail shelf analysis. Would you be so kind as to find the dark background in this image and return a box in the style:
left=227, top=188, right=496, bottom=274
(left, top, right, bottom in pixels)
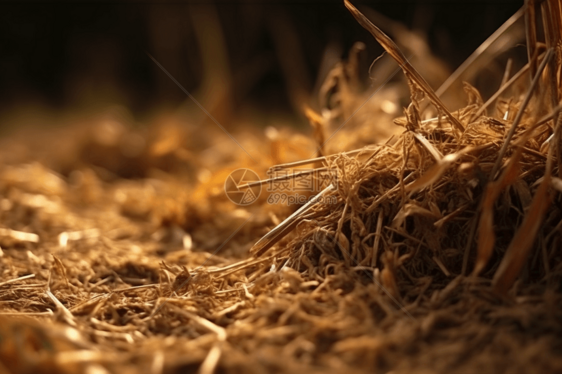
left=0, top=1, right=522, bottom=119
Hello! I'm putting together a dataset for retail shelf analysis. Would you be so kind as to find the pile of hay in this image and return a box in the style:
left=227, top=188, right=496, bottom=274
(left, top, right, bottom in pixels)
left=1, top=1, right=562, bottom=373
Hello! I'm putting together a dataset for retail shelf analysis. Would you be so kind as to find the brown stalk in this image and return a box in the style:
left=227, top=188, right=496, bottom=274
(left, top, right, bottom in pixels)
left=436, top=7, right=525, bottom=98
left=474, top=150, right=522, bottom=276
left=500, top=59, right=513, bottom=87
left=473, top=62, right=530, bottom=119
left=344, top=0, right=465, bottom=133
left=525, top=0, right=538, bottom=77
left=489, top=48, right=554, bottom=180
left=250, top=184, right=336, bottom=257
left=492, top=173, right=551, bottom=294
left=491, top=102, right=562, bottom=293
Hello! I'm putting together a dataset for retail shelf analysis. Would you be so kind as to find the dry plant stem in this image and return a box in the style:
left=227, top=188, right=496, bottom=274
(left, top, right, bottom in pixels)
left=215, top=255, right=276, bottom=279
left=167, top=305, right=226, bottom=374
left=269, top=147, right=377, bottom=171
left=475, top=146, right=524, bottom=276
left=462, top=218, right=478, bottom=276
left=335, top=201, right=351, bottom=265
left=370, top=209, right=384, bottom=267
left=368, top=173, right=415, bottom=210
left=542, top=0, right=562, bottom=177
left=492, top=113, right=560, bottom=294
left=251, top=184, right=336, bottom=257
left=0, top=311, right=54, bottom=317
left=69, top=294, right=109, bottom=313
left=475, top=46, right=555, bottom=278
left=490, top=48, right=554, bottom=180
left=344, top=0, right=465, bottom=133
left=412, top=132, right=443, bottom=161
left=433, top=256, right=451, bottom=277
left=473, top=63, right=530, bottom=119
left=0, top=274, right=35, bottom=287
left=200, top=343, right=223, bottom=374
left=208, top=254, right=275, bottom=275
left=554, top=115, right=562, bottom=180
left=501, top=59, right=513, bottom=87
left=113, top=284, right=158, bottom=293
left=46, top=289, right=77, bottom=327
left=514, top=103, right=562, bottom=150
left=403, top=145, right=484, bottom=194
left=541, top=2, right=560, bottom=113
left=0, top=228, right=39, bottom=243
left=525, top=0, right=538, bottom=77
left=305, top=107, right=327, bottom=157
left=436, top=7, right=525, bottom=98
left=534, top=103, right=562, bottom=128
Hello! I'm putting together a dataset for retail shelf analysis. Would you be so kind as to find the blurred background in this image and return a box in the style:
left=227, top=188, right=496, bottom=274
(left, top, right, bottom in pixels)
left=1, top=0, right=523, bottom=127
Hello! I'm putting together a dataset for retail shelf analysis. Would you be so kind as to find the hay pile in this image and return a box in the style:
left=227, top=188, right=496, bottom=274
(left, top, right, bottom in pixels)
left=1, top=1, right=562, bottom=373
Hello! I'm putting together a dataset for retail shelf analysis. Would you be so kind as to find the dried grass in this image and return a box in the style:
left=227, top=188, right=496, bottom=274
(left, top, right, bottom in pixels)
left=1, top=1, right=562, bottom=374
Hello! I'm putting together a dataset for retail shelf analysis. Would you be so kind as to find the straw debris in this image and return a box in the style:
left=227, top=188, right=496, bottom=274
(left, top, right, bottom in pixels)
left=1, top=1, right=562, bottom=373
